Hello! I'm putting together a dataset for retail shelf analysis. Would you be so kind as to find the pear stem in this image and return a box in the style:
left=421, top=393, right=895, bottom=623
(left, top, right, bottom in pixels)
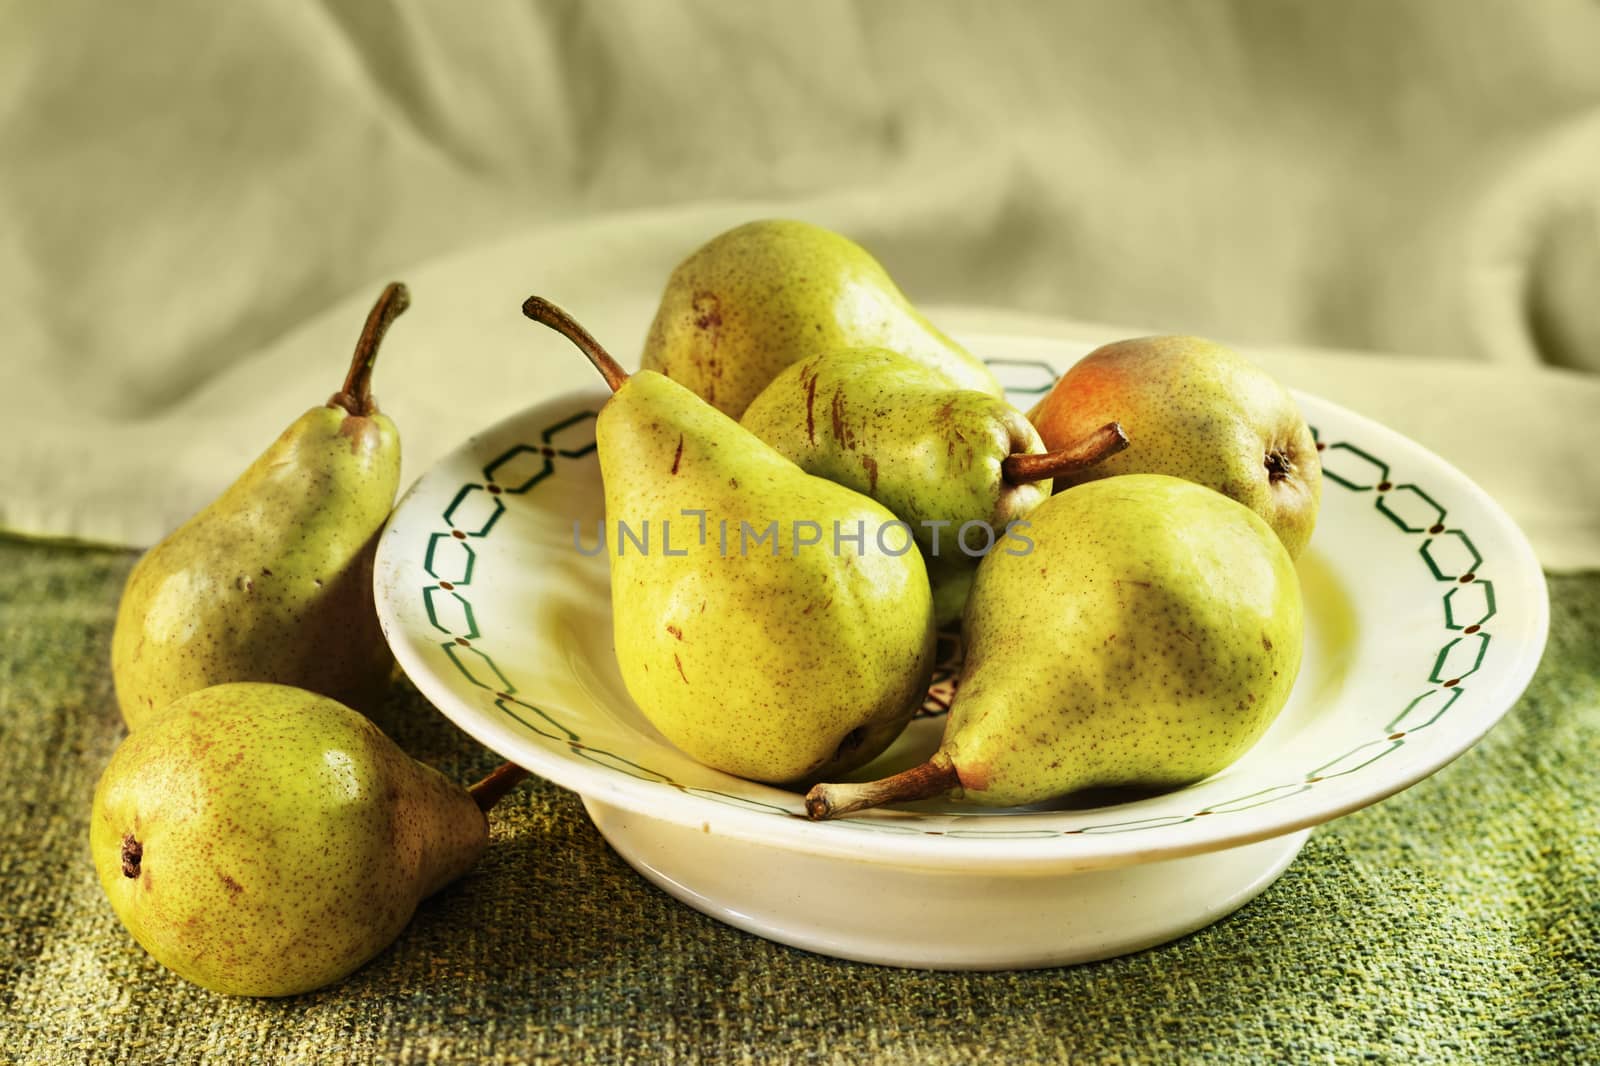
left=522, top=295, right=630, bottom=393
left=1002, top=421, right=1129, bottom=484
left=330, top=281, right=410, bottom=417
left=804, top=754, right=960, bottom=820
left=468, top=761, right=531, bottom=813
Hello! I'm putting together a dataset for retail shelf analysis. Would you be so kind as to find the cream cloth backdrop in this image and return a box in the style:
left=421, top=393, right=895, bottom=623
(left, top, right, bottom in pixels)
left=3, top=1, right=1598, bottom=566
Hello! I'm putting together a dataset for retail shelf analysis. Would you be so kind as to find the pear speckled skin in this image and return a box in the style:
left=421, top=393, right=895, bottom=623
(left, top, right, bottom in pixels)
left=741, top=347, right=1051, bottom=556
left=111, top=405, right=400, bottom=730
left=601, top=370, right=936, bottom=785
left=943, top=475, right=1304, bottom=806
left=90, top=683, right=486, bottom=997
left=640, top=220, right=1002, bottom=419
left=1030, top=336, right=1322, bottom=558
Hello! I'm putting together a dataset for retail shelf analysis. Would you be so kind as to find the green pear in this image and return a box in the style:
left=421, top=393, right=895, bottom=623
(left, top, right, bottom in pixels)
left=90, top=683, right=520, bottom=996
left=111, top=284, right=409, bottom=729
left=525, top=298, right=936, bottom=785
left=1030, top=335, right=1323, bottom=557
left=926, top=551, right=978, bottom=632
left=740, top=346, right=1126, bottom=626
left=640, top=220, right=1001, bottom=418
left=806, top=475, right=1304, bottom=816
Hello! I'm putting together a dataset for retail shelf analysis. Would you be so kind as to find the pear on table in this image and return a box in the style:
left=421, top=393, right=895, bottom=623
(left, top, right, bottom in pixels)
left=111, top=284, right=411, bottom=729
left=741, top=346, right=1126, bottom=626
left=640, top=219, right=1001, bottom=418
left=1030, top=335, right=1323, bottom=558
left=90, top=683, right=525, bottom=997
left=524, top=297, right=936, bottom=786
left=806, top=475, right=1305, bottom=818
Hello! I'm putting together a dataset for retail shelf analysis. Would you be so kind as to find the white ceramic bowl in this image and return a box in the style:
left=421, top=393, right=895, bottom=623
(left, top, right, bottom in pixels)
left=373, top=335, right=1549, bottom=969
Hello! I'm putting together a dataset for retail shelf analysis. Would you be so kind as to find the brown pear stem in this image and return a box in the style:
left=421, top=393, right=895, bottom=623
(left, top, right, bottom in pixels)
left=1002, top=421, right=1129, bottom=484
left=804, top=754, right=960, bottom=820
left=522, top=295, right=630, bottom=393
left=329, top=282, right=410, bottom=417
left=468, top=761, right=531, bottom=814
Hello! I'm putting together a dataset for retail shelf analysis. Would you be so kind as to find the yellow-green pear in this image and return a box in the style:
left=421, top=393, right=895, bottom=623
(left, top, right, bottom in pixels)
left=111, top=284, right=409, bottom=729
left=807, top=475, right=1303, bottom=816
left=1030, top=335, right=1322, bottom=557
left=741, top=346, right=1126, bottom=627
left=90, top=683, right=522, bottom=996
left=525, top=298, right=936, bottom=785
left=640, top=220, right=1001, bottom=418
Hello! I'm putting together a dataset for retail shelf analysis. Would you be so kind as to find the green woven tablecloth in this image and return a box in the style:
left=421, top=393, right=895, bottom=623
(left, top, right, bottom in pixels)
left=3, top=536, right=1595, bottom=1064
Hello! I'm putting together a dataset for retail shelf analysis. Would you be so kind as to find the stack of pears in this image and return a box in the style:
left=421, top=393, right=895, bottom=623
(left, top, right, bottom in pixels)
left=94, top=285, right=526, bottom=997
left=576, top=220, right=1320, bottom=815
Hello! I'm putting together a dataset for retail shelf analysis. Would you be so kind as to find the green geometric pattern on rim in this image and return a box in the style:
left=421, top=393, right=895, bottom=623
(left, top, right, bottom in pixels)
left=984, top=358, right=1059, bottom=396
left=412, top=369, right=1499, bottom=835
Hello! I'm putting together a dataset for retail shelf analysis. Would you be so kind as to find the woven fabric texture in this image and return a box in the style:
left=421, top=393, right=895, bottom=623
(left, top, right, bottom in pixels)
left=2, top=538, right=1595, bottom=1065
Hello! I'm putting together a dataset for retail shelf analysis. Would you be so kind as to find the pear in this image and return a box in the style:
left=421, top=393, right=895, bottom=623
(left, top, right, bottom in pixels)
left=926, top=550, right=978, bottom=632
left=111, top=284, right=409, bottom=729
left=806, top=475, right=1304, bottom=817
left=524, top=298, right=936, bottom=785
left=640, top=220, right=1001, bottom=418
left=741, top=346, right=1126, bottom=625
left=90, top=683, right=525, bottom=996
left=1029, top=335, right=1323, bottom=558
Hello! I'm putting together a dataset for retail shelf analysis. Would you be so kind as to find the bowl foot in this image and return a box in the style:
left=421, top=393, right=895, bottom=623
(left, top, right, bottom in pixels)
left=584, top=797, right=1311, bottom=970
